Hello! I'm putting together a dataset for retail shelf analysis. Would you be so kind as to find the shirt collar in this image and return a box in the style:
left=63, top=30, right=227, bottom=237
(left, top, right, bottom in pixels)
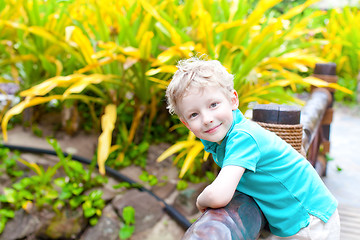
left=200, top=109, right=245, bottom=154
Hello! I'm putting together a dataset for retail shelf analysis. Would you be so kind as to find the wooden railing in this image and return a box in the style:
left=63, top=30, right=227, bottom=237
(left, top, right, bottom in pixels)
left=181, top=63, right=336, bottom=240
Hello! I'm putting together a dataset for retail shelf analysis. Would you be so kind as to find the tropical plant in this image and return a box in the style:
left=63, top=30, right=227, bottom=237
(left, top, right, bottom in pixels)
left=156, top=0, right=352, bottom=178
left=0, top=0, right=192, bottom=176
left=0, top=0, right=353, bottom=180
left=316, top=7, right=360, bottom=102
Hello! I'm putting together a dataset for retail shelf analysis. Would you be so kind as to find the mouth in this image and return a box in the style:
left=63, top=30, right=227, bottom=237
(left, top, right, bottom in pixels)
left=205, top=123, right=222, bottom=134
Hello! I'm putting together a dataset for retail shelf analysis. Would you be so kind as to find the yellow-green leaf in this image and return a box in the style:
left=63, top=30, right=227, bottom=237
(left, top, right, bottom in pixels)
left=146, top=65, right=177, bottom=76
left=139, top=31, right=154, bottom=59
left=1, top=96, right=63, bottom=141
left=179, top=142, right=204, bottom=178
left=157, top=141, right=196, bottom=162
left=97, top=104, right=117, bottom=175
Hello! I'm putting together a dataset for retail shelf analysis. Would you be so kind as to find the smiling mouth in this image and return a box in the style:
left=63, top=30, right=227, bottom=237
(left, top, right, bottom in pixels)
left=205, top=123, right=222, bottom=134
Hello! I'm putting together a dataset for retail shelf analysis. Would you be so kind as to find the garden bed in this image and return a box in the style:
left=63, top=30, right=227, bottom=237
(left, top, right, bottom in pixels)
left=0, top=124, right=202, bottom=240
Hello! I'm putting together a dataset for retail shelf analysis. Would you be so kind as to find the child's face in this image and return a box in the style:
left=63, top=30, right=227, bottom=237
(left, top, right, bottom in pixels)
left=178, top=85, right=239, bottom=144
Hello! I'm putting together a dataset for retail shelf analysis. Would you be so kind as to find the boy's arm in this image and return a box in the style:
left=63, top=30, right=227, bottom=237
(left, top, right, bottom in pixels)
left=196, top=165, right=245, bottom=212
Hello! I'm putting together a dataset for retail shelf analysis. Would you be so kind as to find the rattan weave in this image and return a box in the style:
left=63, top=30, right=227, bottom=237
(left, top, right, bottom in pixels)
left=256, top=121, right=303, bottom=153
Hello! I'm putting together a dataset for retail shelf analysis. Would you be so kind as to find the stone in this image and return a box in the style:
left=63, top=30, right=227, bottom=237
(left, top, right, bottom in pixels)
left=118, top=165, right=143, bottom=183
left=80, top=205, right=120, bottom=240
left=173, top=182, right=207, bottom=216
left=131, top=214, right=185, bottom=240
left=0, top=209, right=41, bottom=240
left=151, top=181, right=177, bottom=199
left=112, top=189, right=164, bottom=233
left=100, top=177, right=125, bottom=202
left=39, top=206, right=86, bottom=239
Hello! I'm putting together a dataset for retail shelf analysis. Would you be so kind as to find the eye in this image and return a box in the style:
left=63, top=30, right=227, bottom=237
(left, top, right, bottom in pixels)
left=189, top=113, right=198, bottom=119
left=210, top=102, right=218, bottom=108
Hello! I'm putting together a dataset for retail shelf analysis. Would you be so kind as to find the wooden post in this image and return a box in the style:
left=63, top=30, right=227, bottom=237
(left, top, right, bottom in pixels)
left=311, top=63, right=337, bottom=176
left=253, top=104, right=304, bottom=154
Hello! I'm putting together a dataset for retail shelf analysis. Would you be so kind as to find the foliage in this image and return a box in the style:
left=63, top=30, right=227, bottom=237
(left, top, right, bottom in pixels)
left=316, top=7, right=360, bottom=102
left=176, top=180, right=188, bottom=191
left=0, top=0, right=354, bottom=179
left=0, top=208, right=14, bottom=234
left=0, top=139, right=107, bottom=233
left=0, top=148, right=23, bottom=179
left=139, top=171, right=158, bottom=186
left=157, top=0, right=351, bottom=178
left=119, top=206, right=136, bottom=240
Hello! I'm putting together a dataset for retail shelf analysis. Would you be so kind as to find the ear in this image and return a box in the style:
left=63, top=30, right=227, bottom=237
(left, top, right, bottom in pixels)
left=230, top=90, right=239, bottom=110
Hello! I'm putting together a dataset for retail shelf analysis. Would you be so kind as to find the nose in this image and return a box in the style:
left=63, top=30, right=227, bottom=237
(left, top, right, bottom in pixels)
left=202, top=113, right=213, bottom=125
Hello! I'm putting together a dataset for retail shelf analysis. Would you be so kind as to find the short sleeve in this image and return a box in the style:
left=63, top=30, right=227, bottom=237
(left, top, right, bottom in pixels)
left=222, top=130, right=261, bottom=172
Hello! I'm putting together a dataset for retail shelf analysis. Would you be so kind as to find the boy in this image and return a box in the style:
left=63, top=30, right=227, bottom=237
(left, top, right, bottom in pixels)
left=166, top=57, right=340, bottom=239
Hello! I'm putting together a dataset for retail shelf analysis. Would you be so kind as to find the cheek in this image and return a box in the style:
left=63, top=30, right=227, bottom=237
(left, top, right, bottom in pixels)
left=220, top=110, right=233, bottom=124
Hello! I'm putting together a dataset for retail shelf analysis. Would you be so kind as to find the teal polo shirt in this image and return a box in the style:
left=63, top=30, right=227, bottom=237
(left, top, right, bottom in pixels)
left=201, top=109, right=337, bottom=237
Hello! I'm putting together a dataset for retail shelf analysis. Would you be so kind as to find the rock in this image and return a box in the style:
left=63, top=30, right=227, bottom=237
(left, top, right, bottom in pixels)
left=146, top=143, right=172, bottom=165
left=118, top=165, right=143, bottom=183
left=146, top=144, right=177, bottom=178
left=131, top=214, right=185, bottom=240
left=112, top=189, right=164, bottom=234
left=151, top=181, right=177, bottom=199
left=0, top=209, right=41, bottom=240
left=145, top=143, right=180, bottom=200
left=99, top=177, right=125, bottom=202
left=174, top=182, right=207, bottom=216
left=39, top=206, right=86, bottom=239
left=80, top=205, right=120, bottom=240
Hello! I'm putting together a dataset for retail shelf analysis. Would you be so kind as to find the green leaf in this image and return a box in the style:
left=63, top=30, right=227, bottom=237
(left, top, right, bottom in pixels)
left=119, top=225, right=135, bottom=240
left=69, top=195, right=85, bottom=209
left=0, top=219, right=5, bottom=234
left=122, top=206, right=135, bottom=225
left=84, top=208, right=96, bottom=218
left=11, top=170, right=23, bottom=177
left=20, top=190, right=34, bottom=200
left=89, top=217, right=98, bottom=226
left=59, top=190, right=72, bottom=200
left=71, top=187, right=84, bottom=196
left=139, top=172, right=149, bottom=182
left=89, top=190, right=103, bottom=200
left=206, top=171, right=216, bottom=182
left=176, top=180, right=188, bottom=191
left=0, top=209, right=15, bottom=218
left=46, top=189, right=59, bottom=199
left=0, top=194, right=8, bottom=202
left=54, top=177, right=66, bottom=187
left=92, top=199, right=105, bottom=208
left=325, top=153, right=334, bottom=162
left=13, top=178, right=32, bottom=190
left=113, top=182, right=131, bottom=189
left=4, top=188, right=17, bottom=203
left=148, top=175, right=158, bottom=186
left=68, top=160, right=85, bottom=173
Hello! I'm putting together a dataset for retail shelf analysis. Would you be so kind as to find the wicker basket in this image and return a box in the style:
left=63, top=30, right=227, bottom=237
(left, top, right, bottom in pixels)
left=256, top=121, right=304, bottom=153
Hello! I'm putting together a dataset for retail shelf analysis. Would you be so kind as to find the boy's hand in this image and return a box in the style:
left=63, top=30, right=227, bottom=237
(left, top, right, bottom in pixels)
left=196, top=199, right=207, bottom=213
left=196, top=165, right=245, bottom=211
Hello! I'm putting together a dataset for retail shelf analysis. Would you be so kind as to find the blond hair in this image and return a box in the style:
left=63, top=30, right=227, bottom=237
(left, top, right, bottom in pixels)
left=166, top=57, right=234, bottom=115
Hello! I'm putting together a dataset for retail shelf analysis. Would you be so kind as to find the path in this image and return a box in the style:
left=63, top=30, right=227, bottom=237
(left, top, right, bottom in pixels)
left=322, top=104, right=360, bottom=240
